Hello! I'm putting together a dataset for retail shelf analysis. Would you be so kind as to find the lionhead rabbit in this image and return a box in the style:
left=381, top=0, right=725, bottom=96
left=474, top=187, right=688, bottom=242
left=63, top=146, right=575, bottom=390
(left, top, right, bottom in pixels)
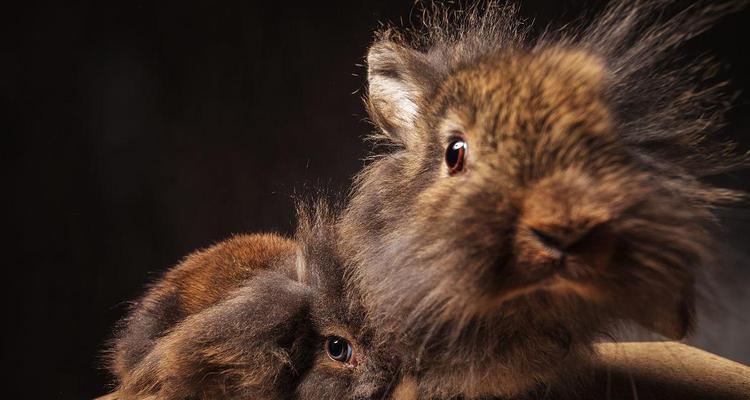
left=104, top=203, right=413, bottom=399
left=339, top=1, right=747, bottom=398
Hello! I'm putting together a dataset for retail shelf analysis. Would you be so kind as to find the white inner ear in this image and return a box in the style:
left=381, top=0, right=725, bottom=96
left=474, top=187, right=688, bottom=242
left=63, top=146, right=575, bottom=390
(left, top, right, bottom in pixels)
left=369, top=73, right=420, bottom=131
left=295, top=246, right=307, bottom=283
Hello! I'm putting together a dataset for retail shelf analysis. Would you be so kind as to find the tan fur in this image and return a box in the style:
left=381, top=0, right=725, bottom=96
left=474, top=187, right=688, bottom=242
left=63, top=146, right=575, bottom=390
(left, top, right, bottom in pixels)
left=340, top=1, right=746, bottom=398
left=390, top=376, right=419, bottom=400
left=168, top=234, right=296, bottom=315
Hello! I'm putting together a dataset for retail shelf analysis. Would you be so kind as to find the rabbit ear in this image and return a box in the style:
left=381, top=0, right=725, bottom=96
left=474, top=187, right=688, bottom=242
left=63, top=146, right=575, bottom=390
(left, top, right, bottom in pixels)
left=366, top=39, right=436, bottom=146
left=118, top=271, right=315, bottom=400
left=631, top=284, right=695, bottom=340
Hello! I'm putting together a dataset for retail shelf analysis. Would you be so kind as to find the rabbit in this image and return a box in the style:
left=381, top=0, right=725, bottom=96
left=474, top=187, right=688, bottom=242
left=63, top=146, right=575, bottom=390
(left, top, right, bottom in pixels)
left=102, top=201, right=415, bottom=400
left=337, top=1, right=748, bottom=399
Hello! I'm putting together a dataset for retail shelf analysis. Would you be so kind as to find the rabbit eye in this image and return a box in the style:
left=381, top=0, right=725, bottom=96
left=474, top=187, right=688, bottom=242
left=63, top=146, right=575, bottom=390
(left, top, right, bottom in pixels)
left=445, top=139, right=467, bottom=174
left=325, top=336, right=353, bottom=364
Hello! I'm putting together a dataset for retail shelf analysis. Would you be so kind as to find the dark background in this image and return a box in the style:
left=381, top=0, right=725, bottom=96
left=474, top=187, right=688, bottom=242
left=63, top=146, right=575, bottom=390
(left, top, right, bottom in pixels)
left=4, top=1, right=749, bottom=398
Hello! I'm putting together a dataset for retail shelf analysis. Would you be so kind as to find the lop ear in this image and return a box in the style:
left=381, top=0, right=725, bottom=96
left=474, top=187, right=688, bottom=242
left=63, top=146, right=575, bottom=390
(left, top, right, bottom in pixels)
left=117, top=271, right=315, bottom=400
left=632, top=284, right=695, bottom=340
left=366, top=39, right=435, bottom=146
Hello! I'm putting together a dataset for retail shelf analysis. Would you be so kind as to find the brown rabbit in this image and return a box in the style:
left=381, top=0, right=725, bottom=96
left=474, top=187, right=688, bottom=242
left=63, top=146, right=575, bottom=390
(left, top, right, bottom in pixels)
left=339, top=1, right=748, bottom=398
left=103, top=202, right=415, bottom=400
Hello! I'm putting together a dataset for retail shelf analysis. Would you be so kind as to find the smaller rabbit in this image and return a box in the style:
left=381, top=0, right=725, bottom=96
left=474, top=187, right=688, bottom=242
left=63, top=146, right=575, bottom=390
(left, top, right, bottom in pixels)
left=102, top=201, right=413, bottom=400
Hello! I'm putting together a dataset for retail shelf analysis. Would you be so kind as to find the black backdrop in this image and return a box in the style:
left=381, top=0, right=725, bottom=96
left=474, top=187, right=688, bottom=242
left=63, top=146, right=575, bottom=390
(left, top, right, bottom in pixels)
left=4, top=1, right=750, bottom=398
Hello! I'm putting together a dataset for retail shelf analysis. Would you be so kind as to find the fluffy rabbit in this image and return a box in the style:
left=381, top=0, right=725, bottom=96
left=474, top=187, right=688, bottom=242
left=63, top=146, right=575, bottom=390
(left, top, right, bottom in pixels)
left=103, top=203, right=413, bottom=400
left=338, top=1, right=747, bottom=398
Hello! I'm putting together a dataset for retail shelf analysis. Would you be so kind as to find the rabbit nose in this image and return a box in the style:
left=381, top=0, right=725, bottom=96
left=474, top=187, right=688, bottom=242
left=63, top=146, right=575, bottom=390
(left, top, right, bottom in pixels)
left=529, top=223, right=602, bottom=256
left=518, top=170, right=617, bottom=267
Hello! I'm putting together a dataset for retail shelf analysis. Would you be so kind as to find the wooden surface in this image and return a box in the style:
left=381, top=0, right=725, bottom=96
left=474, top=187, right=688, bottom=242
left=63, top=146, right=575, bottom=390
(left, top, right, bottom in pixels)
left=578, top=341, right=750, bottom=400
left=541, top=342, right=750, bottom=400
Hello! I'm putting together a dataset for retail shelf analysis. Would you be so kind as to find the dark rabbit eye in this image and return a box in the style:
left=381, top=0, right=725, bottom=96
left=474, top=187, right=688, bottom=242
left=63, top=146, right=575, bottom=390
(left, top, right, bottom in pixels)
left=325, top=336, right=353, bottom=364
left=445, top=139, right=467, bottom=174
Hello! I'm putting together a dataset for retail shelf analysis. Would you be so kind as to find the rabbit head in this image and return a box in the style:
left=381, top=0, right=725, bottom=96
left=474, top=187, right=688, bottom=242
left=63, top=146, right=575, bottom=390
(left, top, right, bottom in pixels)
left=105, top=203, right=411, bottom=400
left=339, top=2, right=746, bottom=398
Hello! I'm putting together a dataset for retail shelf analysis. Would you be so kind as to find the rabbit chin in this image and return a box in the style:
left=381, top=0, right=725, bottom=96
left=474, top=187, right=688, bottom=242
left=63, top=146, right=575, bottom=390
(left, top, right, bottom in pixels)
left=490, top=275, right=604, bottom=310
left=476, top=275, right=609, bottom=337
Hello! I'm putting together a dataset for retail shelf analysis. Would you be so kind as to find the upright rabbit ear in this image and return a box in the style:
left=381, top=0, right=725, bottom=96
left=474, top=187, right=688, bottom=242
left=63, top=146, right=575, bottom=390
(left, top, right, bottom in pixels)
left=118, top=271, right=315, bottom=400
left=366, top=38, right=436, bottom=146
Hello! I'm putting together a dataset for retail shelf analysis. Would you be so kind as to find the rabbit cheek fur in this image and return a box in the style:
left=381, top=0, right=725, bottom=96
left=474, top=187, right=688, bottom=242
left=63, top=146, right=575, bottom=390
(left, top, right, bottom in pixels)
left=339, top=2, right=745, bottom=398
left=106, top=207, right=408, bottom=400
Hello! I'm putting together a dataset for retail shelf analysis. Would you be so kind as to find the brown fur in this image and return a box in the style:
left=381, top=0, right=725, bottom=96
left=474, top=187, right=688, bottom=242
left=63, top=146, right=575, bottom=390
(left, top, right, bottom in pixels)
left=104, top=203, right=406, bottom=399
left=339, top=1, right=747, bottom=398
left=102, top=1, right=747, bottom=399
left=108, top=234, right=297, bottom=381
